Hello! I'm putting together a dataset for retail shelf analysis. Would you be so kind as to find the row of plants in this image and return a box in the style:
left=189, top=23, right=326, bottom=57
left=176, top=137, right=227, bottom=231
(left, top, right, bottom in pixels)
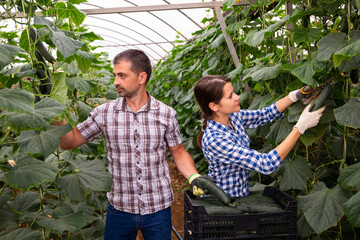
left=148, top=0, right=360, bottom=239
left=0, top=0, right=116, bottom=239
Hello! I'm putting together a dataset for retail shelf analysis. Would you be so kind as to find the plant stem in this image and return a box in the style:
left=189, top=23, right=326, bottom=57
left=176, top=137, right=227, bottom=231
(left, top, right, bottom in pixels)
left=340, top=126, right=347, bottom=169
left=6, top=203, right=24, bottom=215
left=0, top=127, right=11, bottom=145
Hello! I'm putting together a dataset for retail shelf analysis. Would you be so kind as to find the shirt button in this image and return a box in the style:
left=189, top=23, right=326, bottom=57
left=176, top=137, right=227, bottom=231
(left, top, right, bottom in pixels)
left=136, top=145, right=139, bottom=148
left=138, top=177, right=141, bottom=180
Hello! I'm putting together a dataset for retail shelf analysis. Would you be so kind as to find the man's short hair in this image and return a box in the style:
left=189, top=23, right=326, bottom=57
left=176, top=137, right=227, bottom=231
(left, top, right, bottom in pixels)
left=112, top=49, right=152, bottom=84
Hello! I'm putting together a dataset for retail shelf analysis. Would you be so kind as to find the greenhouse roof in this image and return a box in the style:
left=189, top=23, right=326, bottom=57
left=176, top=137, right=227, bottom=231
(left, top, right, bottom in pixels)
left=1, top=0, right=250, bottom=64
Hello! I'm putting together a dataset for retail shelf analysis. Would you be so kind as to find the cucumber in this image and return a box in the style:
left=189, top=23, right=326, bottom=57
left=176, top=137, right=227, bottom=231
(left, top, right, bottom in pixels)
left=232, top=194, right=283, bottom=214
left=350, top=69, right=358, bottom=84
left=192, top=197, right=243, bottom=215
left=310, top=85, right=332, bottom=112
left=29, top=28, right=56, bottom=64
left=36, top=69, right=52, bottom=95
left=196, top=177, right=231, bottom=205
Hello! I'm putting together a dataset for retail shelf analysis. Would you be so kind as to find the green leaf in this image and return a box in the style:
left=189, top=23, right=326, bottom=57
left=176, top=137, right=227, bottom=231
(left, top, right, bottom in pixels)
left=1, top=97, right=66, bottom=131
left=0, top=188, right=12, bottom=207
left=5, top=154, right=58, bottom=190
left=298, top=182, right=351, bottom=234
left=300, top=124, right=328, bottom=147
left=76, top=100, right=92, bottom=121
left=278, top=156, right=313, bottom=191
left=33, top=15, right=53, bottom=28
left=209, top=34, right=224, bottom=49
left=12, top=191, right=40, bottom=213
left=0, top=63, right=36, bottom=78
left=244, top=15, right=289, bottom=47
left=343, top=191, right=360, bottom=227
left=338, top=162, right=360, bottom=191
left=75, top=50, right=94, bottom=73
left=27, top=203, right=87, bottom=233
left=55, top=1, right=69, bottom=19
left=266, top=117, right=293, bottom=144
left=68, top=2, right=86, bottom=26
left=293, top=28, right=322, bottom=44
left=0, top=44, right=24, bottom=69
left=291, top=61, right=314, bottom=85
left=0, top=228, right=42, bottom=240
left=66, top=76, right=96, bottom=93
left=50, top=72, right=68, bottom=106
left=317, top=32, right=348, bottom=61
left=225, top=64, right=243, bottom=79
left=249, top=63, right=281, bottom=81
left=334, top=98, right=360, bottom=128
left=57, top=159, right=112, bottom=201
left=17, top=124, right=72, bottom=158
left=50, top=29, right=84, bottom=59
left=334, top=38, right=360, bottom=68
left=0, top=88, right=34, bottom=114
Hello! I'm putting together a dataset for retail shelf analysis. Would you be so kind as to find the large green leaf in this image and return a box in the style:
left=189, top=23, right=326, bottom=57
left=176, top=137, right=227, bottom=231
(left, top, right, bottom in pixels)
left=75, top=50, right=94, bottom=73
left=50, top=72, right=68, bottom=106
left=50, top=29, right=84, bottom=59
left=5, top=154, right=58, bottom=190
left=67, top=2, right=86, bottom=26
left=1, top=97, right=66, bottom=131
left=293, top=28, right=322, bottom=44
left=298, top=182, right=351, bottom=234
left=300, top=124, right=328, bottom=147
left=244, top=15, right=290, bottom=47
left=266, top=117, right=293, bottom=144
left=0, top=228, right=42, bottom=240
left=249, top=63, right=281, bottom=82
left=66, top=76, right=96, bottom=93
left=57, top=159, right=112, bottom=201
left=291, top=61, right=314, bottom=85
left=0, top=88, right=34, bottom=114
left=334, top=98, right=360, bottom=128
left=317, top=32, right=348, bottom=61
left=17, top=124, right=72, bottom=158
left=26, top=203, right=87, bottom=233
left=0, top=63, right=36, bottom=79
left=11, top=191, right=39, bottom=213
left=76, top=100, right=92, bottom=122
left=338, top=162, right=360, bottom=191
left=0, top=44, right=24, bottom=69
left=343, top=191, right=360, bottom=227
left=278, top=156, right=313, bottom=191
left=0, top=188, right=12, bottom=208
left=334, top=38, right=360, bottom=67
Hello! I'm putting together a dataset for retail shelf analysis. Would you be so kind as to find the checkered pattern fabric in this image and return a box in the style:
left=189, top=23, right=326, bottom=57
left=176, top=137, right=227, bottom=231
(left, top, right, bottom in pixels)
left=202, top=103, right=284, bottom=197
left=77, top=95, right=182, bottom=215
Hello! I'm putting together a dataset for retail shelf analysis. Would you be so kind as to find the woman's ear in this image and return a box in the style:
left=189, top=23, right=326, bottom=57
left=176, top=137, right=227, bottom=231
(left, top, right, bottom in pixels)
left=209, top=102, right=218, bottom=112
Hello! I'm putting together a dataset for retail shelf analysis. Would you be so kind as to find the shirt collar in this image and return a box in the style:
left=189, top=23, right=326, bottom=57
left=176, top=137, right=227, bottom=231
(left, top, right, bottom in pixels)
left=116, top=92, right=158, bottom=112
left=207, top=119, right=233, bottom=133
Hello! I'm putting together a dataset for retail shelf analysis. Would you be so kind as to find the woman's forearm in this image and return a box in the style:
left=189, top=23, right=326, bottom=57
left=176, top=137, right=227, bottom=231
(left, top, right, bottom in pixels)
left=275, top=95, right=294, bottom=113
left=275, top=127, right=301, bottom=160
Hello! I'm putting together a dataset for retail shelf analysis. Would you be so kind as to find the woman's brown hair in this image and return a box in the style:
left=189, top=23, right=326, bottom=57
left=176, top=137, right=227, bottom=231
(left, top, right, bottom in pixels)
left=194, top=75, right=231, bottom=147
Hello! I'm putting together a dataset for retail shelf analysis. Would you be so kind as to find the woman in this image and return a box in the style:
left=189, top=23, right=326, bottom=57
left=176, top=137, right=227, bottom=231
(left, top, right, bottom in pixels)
left=194, top=75, right=325, bottom=197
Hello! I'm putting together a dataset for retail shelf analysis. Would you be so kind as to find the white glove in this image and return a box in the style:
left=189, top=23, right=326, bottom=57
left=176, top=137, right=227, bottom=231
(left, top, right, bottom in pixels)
left=288, top=89, right=301, bottom=102
left=294, top=104, right=326, bottom=134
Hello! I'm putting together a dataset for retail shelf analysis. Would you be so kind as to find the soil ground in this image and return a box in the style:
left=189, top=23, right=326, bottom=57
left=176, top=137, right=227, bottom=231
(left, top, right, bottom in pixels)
left=136, top=159, right=189, bottom=240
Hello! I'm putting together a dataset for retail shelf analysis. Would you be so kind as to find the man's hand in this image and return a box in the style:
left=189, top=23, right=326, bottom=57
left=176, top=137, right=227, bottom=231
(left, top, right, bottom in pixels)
left=188, top=174, right=214, bottom=196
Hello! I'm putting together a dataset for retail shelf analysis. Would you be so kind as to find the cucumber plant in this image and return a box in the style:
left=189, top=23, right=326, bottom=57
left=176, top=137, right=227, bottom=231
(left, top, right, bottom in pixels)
left=0, top=1, right=116, bottom=239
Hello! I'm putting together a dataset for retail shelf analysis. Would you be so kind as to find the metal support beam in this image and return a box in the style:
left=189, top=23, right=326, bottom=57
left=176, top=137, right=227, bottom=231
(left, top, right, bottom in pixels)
left=213, top=2, right=252, bottom=99
left=2, top=1, right=251, bottom=18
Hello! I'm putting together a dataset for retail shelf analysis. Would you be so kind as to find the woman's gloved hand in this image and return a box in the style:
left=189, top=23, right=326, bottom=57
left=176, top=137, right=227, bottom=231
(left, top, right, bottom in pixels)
left=294, top=103, right=326, bottom=134
left=288, top=89, right=302, bottom=103
left=188, top=174, right=214, bottom=197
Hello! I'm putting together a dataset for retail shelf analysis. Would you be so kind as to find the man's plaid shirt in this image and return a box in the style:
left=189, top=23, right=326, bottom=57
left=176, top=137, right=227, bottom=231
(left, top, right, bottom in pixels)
left=77, top=95, right=182, bottom=215
left=202, top=103, right=284, bottom=197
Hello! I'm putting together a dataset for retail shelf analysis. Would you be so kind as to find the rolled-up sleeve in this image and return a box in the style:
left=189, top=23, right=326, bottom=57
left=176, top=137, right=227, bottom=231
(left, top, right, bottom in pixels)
left=77, top=108, right=103, bottom=142
left=238, top=103, right=283, bottom=129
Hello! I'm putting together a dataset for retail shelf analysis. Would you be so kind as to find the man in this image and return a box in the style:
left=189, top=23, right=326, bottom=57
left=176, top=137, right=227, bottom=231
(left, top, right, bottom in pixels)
left=54, top=49, right=208, bottom=239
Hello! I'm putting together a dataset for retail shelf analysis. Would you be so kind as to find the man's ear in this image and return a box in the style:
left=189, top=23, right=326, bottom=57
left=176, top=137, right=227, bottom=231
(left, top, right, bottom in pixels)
left=209, top=102, right=218, bottom=112
left=139, top=72, right=147, bottom=84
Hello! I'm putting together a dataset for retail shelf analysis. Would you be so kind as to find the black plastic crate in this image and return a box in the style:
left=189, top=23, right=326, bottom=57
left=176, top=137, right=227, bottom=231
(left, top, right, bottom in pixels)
left=184, top=186, right=297, bottom=240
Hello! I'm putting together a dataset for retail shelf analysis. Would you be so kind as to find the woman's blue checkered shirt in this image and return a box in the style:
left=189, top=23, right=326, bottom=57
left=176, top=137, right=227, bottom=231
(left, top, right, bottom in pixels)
left=202, top=103, right=283, bottom=197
